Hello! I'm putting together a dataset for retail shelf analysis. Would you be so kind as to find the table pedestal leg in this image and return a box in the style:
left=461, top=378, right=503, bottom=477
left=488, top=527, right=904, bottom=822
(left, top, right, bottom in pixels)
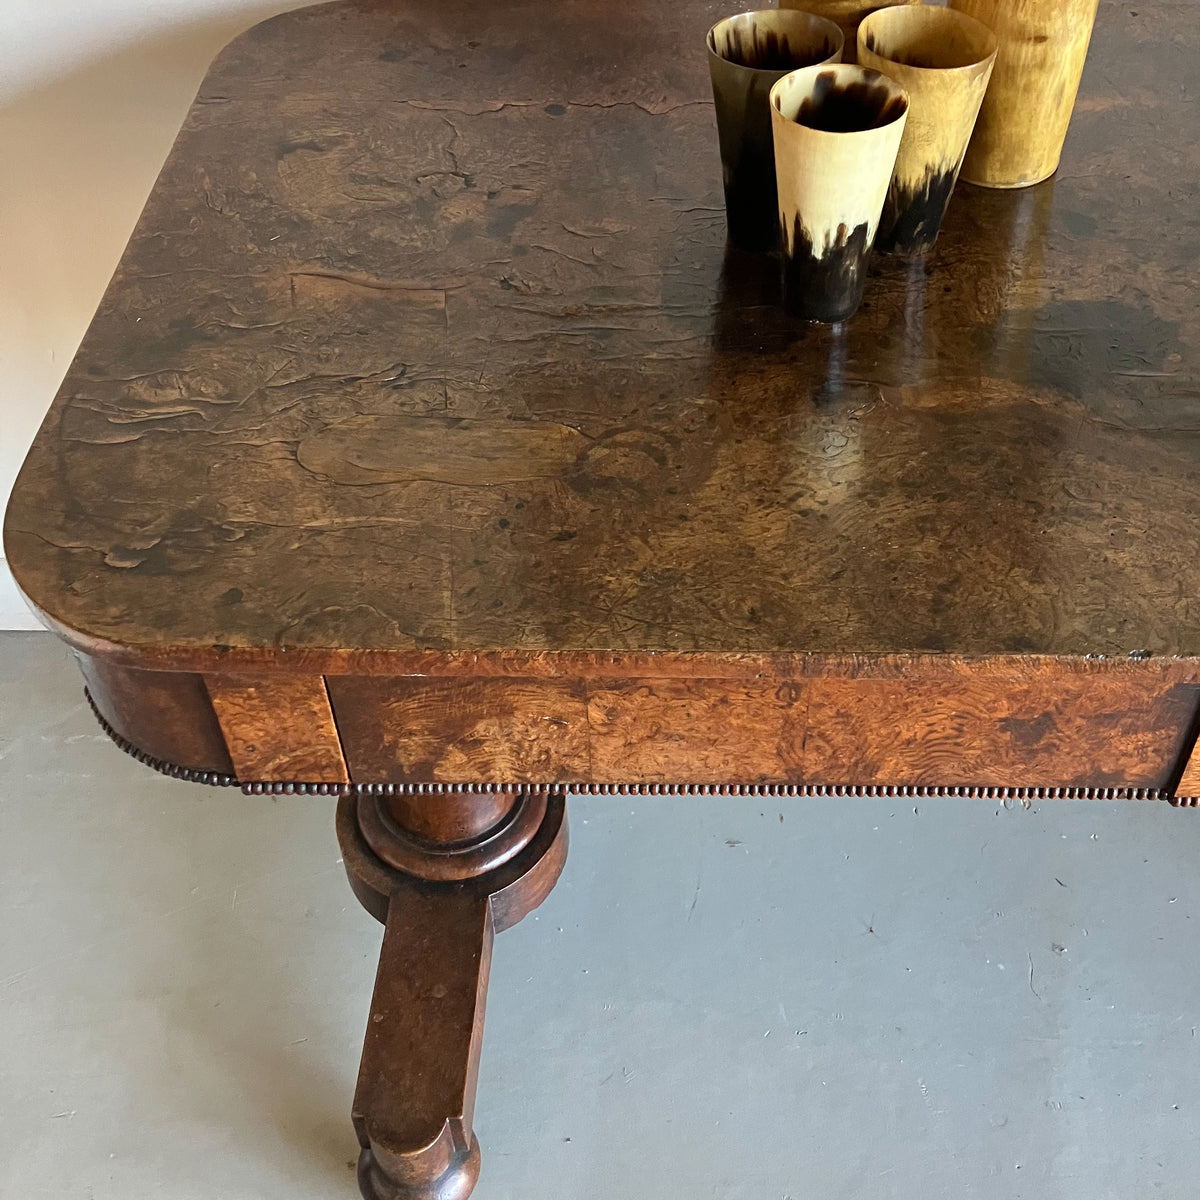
left=336, top=789, right=568, bottom=1200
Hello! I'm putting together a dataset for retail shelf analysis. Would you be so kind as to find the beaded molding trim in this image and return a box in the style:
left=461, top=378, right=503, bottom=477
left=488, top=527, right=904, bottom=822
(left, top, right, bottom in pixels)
left=85, top=689, right=1200, bottom=806
left=85, top=689, right=238, bottom=787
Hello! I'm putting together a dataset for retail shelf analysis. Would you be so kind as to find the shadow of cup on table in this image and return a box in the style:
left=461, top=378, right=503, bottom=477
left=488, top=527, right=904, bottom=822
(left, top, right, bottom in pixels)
left=708, top=9, right=844, bottom=252
left=769, top=64, right=908, bottom=323
left=857, top=5, right=996, bottom=256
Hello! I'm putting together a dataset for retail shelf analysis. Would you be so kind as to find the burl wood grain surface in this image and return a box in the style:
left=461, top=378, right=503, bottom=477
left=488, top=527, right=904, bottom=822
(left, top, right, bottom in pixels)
left=205, top=674, right=349, bottom=782
left=326, top=669, right=1200, bottom=790
left=5, top=0, right=1200, bottom=790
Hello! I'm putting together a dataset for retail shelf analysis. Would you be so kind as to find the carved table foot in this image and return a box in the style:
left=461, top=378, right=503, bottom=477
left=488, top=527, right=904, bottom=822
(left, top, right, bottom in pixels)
left=336, top=789, right=568, bottom=1200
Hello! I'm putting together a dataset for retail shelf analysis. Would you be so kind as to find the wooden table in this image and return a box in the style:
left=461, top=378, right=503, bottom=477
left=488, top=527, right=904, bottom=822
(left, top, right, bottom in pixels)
left=6, top=1, right=1200, bottom=1195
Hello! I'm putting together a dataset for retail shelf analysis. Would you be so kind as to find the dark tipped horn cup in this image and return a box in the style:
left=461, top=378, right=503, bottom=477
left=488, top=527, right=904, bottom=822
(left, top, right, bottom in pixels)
left=770, top=63, right=908, bottom=323
left=858, top=5, right=997, bottom=254
left=708, top=10, right=844, bottom=252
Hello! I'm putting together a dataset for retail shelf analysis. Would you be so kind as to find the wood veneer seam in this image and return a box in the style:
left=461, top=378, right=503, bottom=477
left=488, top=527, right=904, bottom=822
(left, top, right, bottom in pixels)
left=84, top=688, right=1200, bottom=806
left=1164, top=688, right=1200, bottom=797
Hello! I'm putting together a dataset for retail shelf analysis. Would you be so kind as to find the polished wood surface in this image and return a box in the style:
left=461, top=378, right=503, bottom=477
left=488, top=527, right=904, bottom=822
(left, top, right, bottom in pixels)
left=326, top=669, right=1200, bottom=790
left=339, top=788, right=568, bottom=1200
left=1177, top=742, right=1200, bottom=800
left=78, top=656, right=234, bottom=776
left=6, top=0, right=1200, bottom=672
left=5, top=0, right=1200, bottom=795
left=205, top=673, right=349, bottom=781
left=7, top=0, right=1200, bottom=794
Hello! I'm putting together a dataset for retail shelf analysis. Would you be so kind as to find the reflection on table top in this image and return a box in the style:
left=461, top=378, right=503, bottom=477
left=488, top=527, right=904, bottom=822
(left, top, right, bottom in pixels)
left=5, top=0, right=1200, bottom=671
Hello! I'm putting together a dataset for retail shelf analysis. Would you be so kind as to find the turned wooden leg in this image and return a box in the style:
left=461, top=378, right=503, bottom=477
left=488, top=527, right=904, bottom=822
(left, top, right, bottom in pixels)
left=336, top=789, right=568, bottom=1200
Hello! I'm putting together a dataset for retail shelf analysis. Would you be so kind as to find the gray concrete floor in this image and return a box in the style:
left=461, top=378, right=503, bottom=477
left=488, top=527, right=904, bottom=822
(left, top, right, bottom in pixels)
left=2, top=631, right=1199, bottom=1199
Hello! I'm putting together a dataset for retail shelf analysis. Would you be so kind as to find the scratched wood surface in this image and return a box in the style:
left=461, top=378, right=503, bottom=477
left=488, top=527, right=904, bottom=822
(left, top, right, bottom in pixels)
left=5, top=0, right=1200, bottom=789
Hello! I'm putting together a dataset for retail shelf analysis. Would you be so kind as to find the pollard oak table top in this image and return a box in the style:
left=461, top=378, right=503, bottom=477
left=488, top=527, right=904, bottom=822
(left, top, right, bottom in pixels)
left=7, top=0, right=1200, bottom=673
left=7, top=0, right=1200, bottom=799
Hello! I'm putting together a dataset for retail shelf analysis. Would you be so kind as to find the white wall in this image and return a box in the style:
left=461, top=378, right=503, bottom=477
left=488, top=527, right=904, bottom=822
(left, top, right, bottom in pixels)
left=0, top=1, right=315, bottom=628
